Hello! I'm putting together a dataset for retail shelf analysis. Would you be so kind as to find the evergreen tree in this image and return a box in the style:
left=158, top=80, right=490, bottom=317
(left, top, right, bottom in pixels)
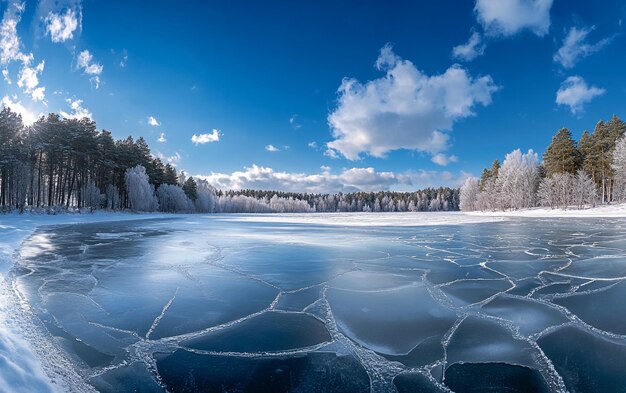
left=183, top=176, right=198, bottom=202
left=543, top=128, right=581, bottom=176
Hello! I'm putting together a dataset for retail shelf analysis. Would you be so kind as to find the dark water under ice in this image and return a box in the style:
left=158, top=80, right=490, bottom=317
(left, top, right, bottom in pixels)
left=11, top=215, right=626, bottom=392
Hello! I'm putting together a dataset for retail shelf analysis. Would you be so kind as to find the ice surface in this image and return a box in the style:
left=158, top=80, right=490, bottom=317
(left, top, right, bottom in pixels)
left=3, top=213, right=626, bottom=392
left=181, top=311, right=331, bottom=353
left=538, top=325, right=626, bottom=393
left=155, top=349, right=370, bottom=393
left=326, top=284, right=457, bottom=356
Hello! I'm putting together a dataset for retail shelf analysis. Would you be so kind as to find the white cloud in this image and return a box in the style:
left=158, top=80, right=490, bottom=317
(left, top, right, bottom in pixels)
left=0, top=2, right=29, bottom=66
left=158, top=132, right=166, bottom=143
left=1, top=95, right=41, bottom=125
left=197, top=165, right=469, bottom=193
left=326, top=45, right=498, bottom=160
left=167, top=152, right=181, bottom=165
left=197, top=165, right=400, bottom=193
left=44, top=9, right=79, bottom=43
left=452, top=31, right=486, bottom=61
left=555, top=76, right=605, bottom=114
left=1, top=2, right=46, bottom=101
left=431, top=153, right=459, bottom=166
left=76, top=50, right=102, bottom=88
left=475, top=0, right=553, bottom=37
left=265, top=144, right=280, bottom=152
left=553, top=26, right=611, bottom=69
left=289, top=114, right=302, bottom=129
left=17, top=60, right=45, bottom=101
left=191, top=129, right=220, bottom=145
left=156, top=151, right=181, bottom=166
left=308, top=141, right=317, bottom=148
left=60, top=97, right=92, bottom=119
left=147, top=115, right=160, bottom=126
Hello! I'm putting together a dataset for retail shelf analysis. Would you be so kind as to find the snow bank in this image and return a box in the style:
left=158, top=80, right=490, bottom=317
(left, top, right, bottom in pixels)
left=0, top=211, right=175, bottom=393
left=467, top=203, right=626, bottom=218
left=213, top=212, right=505, bottom=227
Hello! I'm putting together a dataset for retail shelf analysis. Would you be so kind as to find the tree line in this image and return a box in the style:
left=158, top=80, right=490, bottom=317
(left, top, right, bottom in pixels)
left=0, top=108, right=459, bottom=214
left=461, top=115, right=626, bottom=211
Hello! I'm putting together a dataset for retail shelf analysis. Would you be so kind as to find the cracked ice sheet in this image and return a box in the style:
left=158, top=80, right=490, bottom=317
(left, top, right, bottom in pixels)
left=6, top=214, right=626, bottom=392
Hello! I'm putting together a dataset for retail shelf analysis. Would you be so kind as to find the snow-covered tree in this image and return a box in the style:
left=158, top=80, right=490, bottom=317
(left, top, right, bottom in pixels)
left=84, top=182, right=103, bottom=212
left=572, top=170, right=597, bottom=208
left=612, top=135, right=626, bottom=201
left=460, top=177, right=480, bottom=211
left=125, top=165, right=158, bottom=211
left=195, top=179, right=217, bottom=213
left=157, top=184, right=192, bottom=212
left=496, top=149, right=540, bottom=210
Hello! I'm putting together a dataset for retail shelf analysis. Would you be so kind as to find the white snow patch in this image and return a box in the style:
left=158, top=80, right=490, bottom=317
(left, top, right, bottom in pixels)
left=212, top=212, right=505, bottom=227
left=467, top=204, right=626, bottom=218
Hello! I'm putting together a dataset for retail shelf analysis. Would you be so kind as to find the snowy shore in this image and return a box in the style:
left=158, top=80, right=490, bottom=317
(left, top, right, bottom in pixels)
left=467, top=203, right=626, bottom=218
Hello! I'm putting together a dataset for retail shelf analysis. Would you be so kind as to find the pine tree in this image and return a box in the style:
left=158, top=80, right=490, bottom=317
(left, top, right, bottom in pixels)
left=543, top=128, right=581, bottom=176
left=183, top=177, right=198, bottom=202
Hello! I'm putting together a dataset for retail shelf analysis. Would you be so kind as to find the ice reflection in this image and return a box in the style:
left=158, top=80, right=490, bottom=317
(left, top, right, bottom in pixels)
left=11, top=216, right=626, bottom=392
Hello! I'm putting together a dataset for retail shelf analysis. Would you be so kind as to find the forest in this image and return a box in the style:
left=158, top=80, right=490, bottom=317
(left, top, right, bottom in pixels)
left=0, top=108, right=459, bottom=214
left=461, top=115, right=626, bottom=211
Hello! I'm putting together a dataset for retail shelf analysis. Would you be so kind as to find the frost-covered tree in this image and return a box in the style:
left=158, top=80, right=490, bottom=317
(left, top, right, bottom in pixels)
left=157, top=184, right=192, bottom=212
left=125, top=165, right=158, bottom=211
left=195, top=179, right=217, bottom=213
left=538, top=173, right=572, bottom=209
left=612, top=135, right=626, bottom=201
left=84, top=182, right=103, bottom=212
left=496, top=149, right=540, bottom=210
left=572, top=170, right=597, bottom=208
left=460, top=177, right=480, bottom=211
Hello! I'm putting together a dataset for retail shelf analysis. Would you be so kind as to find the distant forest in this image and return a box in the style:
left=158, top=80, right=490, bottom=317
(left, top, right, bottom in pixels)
left=0, top=108, right=459, bottom=213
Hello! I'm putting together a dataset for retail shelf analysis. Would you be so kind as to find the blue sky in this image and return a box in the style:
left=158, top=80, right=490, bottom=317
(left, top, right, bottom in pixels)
left=2, top=0, right=626, bottom=193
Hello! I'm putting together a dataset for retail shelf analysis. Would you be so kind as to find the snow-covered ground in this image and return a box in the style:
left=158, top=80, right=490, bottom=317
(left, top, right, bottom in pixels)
left=467, top=203, right=626, bottom=218
left=215, top=211, right=505, bottom=226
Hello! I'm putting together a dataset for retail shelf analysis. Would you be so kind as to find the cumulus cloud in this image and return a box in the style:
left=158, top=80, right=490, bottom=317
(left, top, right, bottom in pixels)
left=475, top=0, right=553, bottom=37
left=44, top=8, right=79, bottom=42
left=452, top=31, right=486, bottom=61
left=553, top=26, right=611, bottom=69
left=158, top=132, right=166, bottom=143
left=197, top=165, right=400, bottom=193
left=156, top=151, right=181, bottom=166
left=326, top=45, right=498, bottom=160
left=1, top=95, right=41, bottom=125
left=191, top=129, right=220, bottom=145
left=60, top=97, right=92, bottom=119
left=555, top=76, right=605, bottom=114
left=265, top=144, right=280, bottom=152
left=76, top=50, right=102, bottom=88
left=1, top=2, right=46, bottom=101
left=17, top=60, right=45, bottom=101
left=147, top=115, right=160, bottom=126
left=197, top=165, right=469, bottom=193
left=431, top=154, right=459, bottom=166
left=308, top=141, right=317, bottom=148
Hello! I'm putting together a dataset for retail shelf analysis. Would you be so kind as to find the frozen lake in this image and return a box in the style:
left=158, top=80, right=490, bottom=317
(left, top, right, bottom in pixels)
left=10, top=214, right=626, bottom=392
